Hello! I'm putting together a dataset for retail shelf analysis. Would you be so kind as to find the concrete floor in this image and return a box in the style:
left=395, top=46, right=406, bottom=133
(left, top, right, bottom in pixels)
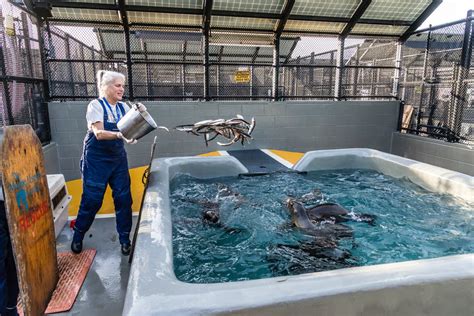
left=52, top=216, right=137, bottom=316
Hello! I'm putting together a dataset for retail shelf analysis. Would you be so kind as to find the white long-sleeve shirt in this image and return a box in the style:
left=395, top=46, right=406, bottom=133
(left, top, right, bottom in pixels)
left=86, top=99, right=130, bottom=130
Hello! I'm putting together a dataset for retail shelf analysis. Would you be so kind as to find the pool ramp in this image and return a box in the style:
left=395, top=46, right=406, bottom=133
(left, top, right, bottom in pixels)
left=224, top=149, right=294, bottom=174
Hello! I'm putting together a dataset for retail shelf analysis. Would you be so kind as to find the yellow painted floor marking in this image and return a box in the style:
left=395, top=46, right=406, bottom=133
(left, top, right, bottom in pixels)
left=268, top=149, right=304, bottom=166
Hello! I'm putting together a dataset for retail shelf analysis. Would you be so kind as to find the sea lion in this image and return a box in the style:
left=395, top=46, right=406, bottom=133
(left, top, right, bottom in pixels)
left=286, top=198, right=353, bottom=238
left=305, top=203, right=349, bottom=221
left=203, top=209, right=219, bottom=224
left=300, top=201, right=377, bottom=226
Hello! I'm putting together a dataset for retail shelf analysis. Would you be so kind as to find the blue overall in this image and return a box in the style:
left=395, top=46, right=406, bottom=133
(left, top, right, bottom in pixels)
left=73, top=98, right=132, bottom=245
left=0, top=200, right=19, bottom=316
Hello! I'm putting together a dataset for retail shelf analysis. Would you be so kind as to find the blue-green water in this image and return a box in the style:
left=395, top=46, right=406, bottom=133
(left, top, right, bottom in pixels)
left=170, top=169, right=474, bottom=283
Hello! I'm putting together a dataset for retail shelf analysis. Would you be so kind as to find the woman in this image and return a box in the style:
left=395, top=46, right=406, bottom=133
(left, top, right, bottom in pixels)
left=71, top=70, right=145, bottom=256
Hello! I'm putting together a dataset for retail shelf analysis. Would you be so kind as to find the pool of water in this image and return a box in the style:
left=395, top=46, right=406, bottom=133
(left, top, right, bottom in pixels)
left=170, top=169, right=474, bottom=283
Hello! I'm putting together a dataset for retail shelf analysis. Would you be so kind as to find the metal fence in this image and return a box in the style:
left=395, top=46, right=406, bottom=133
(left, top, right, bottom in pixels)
left=1, top=2, right=473, bottom=145
left=400, top=13, right=474, bottom=144
left=42, top=19, right=402, bottom=102
left=0, top=2, right=50, bottom=143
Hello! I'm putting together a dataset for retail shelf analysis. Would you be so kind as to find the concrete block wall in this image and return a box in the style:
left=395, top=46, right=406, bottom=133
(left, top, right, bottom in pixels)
left=391, top=133, right=474, bottom=176
left=42, top=142, right=60, bottom=174
left=48, top=100, right=400, bottom=181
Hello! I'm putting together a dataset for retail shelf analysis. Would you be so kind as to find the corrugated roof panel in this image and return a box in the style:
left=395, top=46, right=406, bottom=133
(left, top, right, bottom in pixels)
left=186, top=42, right=203, bottom=54
left=291, top=0, right=359, bottom=18
left=128, top=12, right=201, bottom=26
left=284, top=20, right=345, bottom=33
left=209, top=33, right=274, bottom=45
left=351, top=24, right=408, bottom=36
left=220, top=56, right=253, bottom=63
left=279, top=38, right=298, bottom=55
left=58, top=0, right=115, bottom=3
left=211, top=16, right=277, bottom=31
left=126, top=0, right=203, bottom=9
left=253, top=56, right=274, bottom=64
left=145, top=41, right=184, bottom=53
left=185, top=54, right=203, bottom=61
left=362, top=0, right=431, bottom=21
left=51, top=8, right=119, bottom=22
left=221, top=45, right=259, bottom=56
left=102, top=31, right=128, bottom=52
left=213, top=0, right=285, bottom=14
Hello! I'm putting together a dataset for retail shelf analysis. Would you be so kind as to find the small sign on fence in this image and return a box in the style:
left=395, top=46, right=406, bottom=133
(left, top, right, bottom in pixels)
left=234, top=70, right=251, bottom=83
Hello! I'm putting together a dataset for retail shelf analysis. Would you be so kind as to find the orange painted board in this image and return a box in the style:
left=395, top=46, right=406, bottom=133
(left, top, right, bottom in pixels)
left=1, top=125, right=58, bottom=316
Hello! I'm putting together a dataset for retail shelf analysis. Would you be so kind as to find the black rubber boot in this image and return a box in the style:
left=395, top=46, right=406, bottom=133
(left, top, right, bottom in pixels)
left=121, top=243, right=131, bottom=256
left=71, top=230, right=83, bottom=254
left=71, top=240, right=83, bottom=254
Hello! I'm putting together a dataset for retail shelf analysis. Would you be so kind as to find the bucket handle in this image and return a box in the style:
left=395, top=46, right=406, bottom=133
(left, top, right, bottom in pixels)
left=125, top=101, right=140, bottom=111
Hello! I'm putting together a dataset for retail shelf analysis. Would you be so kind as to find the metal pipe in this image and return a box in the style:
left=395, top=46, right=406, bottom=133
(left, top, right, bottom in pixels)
left=334, top=37, right=344, bottom=100
left=392, top=41, right=403, bottom=98
left=272, top=37, right=280, bottom=101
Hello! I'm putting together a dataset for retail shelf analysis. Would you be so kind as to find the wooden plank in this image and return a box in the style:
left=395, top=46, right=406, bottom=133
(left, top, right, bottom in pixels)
left=1, top=125, right=58, bottom=316
left=402, top=104, right=414, bottom=132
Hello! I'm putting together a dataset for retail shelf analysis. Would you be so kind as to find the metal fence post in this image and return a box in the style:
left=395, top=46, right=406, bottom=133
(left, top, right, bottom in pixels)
left=415, top=26, right=431, bottom=134
left=272, top=36, right=280, bottom=101
left=202, top=31, right=210, bottom=101
left=392, top=41, right=402, bottom=98
left=64, top=35, right=75, bottom=97
left=448, top=10, right=473, bottom=136
left=202, top=0, right=212, bottom=101
left=334, top=36, right=344, bottom=100
left=38, top=20, right=50, bottom=102
left=119, top=0, right=133, bottom=100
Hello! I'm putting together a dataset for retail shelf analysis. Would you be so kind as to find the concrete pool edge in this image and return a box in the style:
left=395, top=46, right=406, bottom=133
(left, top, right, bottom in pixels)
left=123, top=150, right=474, bottom=316
left=294, top=148, right=474, bottom=202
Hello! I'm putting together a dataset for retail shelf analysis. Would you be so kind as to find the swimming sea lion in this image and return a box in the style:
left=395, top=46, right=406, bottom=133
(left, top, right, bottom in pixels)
left=305, top=203, right=349, bottom=221
left=305, top=202, right=377, bottom=226
left=203, top=209, right=220, bottom=223
left=286, top=198, right=353, bottom=238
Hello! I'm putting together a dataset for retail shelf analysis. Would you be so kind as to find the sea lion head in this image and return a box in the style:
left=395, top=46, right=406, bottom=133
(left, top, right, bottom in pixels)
left=203, top=209, right=219, bottom=223
left=285, top=198, right=302, bottom=215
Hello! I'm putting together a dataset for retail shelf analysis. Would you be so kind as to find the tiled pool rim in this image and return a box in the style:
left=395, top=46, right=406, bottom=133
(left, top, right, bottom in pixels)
left=123, top=148, right=474, bottom=316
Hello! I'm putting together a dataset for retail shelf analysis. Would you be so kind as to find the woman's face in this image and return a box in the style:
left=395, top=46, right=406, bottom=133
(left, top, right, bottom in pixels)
left=106, top=79, right=125, bottom=102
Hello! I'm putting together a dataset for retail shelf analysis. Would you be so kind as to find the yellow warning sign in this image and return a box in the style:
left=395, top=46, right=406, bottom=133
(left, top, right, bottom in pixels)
left=234, top=70, right=250, bottom=83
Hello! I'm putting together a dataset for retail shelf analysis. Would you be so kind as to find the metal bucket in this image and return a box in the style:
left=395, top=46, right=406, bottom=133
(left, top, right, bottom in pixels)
left=117, top=104, right=157, bottom=140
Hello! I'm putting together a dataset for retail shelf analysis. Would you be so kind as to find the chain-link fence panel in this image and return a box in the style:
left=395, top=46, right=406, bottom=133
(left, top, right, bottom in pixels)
left=129, top=26, right=203, bottom=100
left=209, top=64, right=273, bottom=99
left=342, top=38, right=397, bottom=99
left=0, top=2, right=50, bottom=143
left=280, top=35, right=340, bottom=99
left=400, top=18, right=473, bottom=144
left=44, top=22, right=127, bottom=100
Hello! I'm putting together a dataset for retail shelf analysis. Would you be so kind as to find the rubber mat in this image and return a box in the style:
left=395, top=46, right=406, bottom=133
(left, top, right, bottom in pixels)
left=47, top=249, right=96, bottom=313
left=227, top=149, right=290, bottom=174
left=18, top=249, right=96, bottom=315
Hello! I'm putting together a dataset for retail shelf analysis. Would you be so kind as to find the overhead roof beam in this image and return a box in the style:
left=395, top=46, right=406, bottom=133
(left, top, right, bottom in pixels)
left=399, top=0, right=443, bottom=42
left=118, top=0, right=134, bottom=99
left=202, top=0, right=213, bottom=33
left=47, top=1, right=118, bottom=11
left=275, top=0, right=296, bottom=37
left=340, top=0, right=372, bottom=38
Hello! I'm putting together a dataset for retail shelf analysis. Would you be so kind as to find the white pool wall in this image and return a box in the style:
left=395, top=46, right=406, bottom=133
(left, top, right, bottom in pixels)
left=123, top=149, right=474, bottom=316
left=294, top=148, right=473, bottom=202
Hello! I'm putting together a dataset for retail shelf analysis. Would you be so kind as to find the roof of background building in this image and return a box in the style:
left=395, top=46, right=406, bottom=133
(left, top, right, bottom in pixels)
left=35, top=0, right=442, bottom=40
